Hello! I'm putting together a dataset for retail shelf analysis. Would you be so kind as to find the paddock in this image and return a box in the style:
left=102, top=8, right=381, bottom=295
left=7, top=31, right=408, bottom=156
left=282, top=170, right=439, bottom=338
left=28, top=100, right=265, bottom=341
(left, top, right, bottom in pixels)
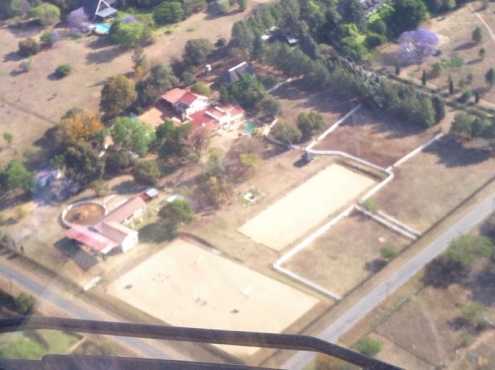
left=238, top=163, right=377, bottom=251
left=108, top=239, right=319, bottom=358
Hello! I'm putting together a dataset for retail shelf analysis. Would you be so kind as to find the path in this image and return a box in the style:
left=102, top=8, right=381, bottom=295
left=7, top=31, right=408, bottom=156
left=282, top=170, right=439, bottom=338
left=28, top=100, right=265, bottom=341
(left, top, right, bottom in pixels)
left=283, top=190, right=495, bottom=370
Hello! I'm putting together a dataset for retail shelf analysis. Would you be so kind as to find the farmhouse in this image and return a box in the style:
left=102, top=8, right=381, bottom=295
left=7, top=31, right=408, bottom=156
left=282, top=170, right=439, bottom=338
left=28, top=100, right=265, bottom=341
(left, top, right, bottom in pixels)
left=161, top=88, right=209, bottom=119
left=189, top=104, right=245, bottom=131
left=65, top=195, right=147, bottom=256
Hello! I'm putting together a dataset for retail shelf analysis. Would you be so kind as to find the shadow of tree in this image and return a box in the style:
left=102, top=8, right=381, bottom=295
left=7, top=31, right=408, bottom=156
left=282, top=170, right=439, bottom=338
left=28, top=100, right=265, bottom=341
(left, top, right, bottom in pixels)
left=422, top=136, right=492, bottom=168
left=86, top=45, right=126, bottom=65
left=139, top=222, right=174, bottom=243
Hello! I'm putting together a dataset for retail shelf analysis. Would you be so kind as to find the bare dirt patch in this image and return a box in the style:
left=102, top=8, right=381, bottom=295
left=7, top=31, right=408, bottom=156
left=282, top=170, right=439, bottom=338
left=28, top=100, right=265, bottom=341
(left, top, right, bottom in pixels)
left=314, top=108, right=441, bottom=168
left=239, top=164, right=377, bottom=251
left=64, top=203, right=105, bottom=226
left=283, top=212, right=410, bottom=297
left=108, top=238, right=319, bottom=358
left=373, top=135, right=495, bottom=232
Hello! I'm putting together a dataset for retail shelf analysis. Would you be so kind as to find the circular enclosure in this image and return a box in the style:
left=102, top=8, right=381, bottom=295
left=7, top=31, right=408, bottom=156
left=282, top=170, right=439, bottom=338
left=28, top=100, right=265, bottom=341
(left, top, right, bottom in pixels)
left=62, top=202, right=106, bottom=227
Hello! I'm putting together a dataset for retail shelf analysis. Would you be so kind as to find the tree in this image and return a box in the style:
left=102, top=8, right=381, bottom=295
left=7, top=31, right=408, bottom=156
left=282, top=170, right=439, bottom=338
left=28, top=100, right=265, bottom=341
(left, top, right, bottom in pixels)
left=485, top=68, right=495, bottom=88
left=399, top=28, right=439, bottom=65
left=472, top=26, right=483, bottom=44
left=40, top=31, right=60, bottom=48
left=297, top=112, right=325, bottom=141
left=109, top=20, right=153, bottom=49
left=421, top=70, right=427, bottom=86
left=133, top=160, right=160, bottom=185
left=183, top=39, right=214, bottom=66
left=479, top=47, right=486, bottom=61
left=446, top=235, right=493, bottom=267
left=159, top=199, right=193, bottom=237
left=67, top=7, right=89, bottom=32
left=432, top=96, right=445, bottom=122
left=1, top=0, right=31, bottom=19
left=57, top=109, right=104, bottom=144
left=62, top=143, right=105, bottom=185
left=238, top=0, right=247, bottom=11
left=221, top=75, right=267, bottom=111
left=155, top=121, right=192, bottom=159
left=191, top=81, right=211, bottom=96
left=105, top=149, right=134, bottom=175
left=100, top=75, right=137, bottom=119
left=270, top=121, right=302, bottom=145
left=182, top=0, right=207, bottom=16
left=136, top=64, right=179, bottom=108
left=259, top=96, right=280, bottom=118
left=338, top=0, right=365, bottom=30
left=18, top=38, right=40, bottom=57
left=448, top=75, right=454, bottom=94
left=111, top=117, right=156, bottom=156
left=153, top=2, right=184, bottom=25
left=29, top=3, right=60, bottom=26
left=55, top=64, right=72, bottom=78
left=353, top=338, right=382, bottom=357
left=132, top=47, right=149, bottom=80
left=0, top=160, right=33, bottom=193
left=388, top=0, right=427, bottom=36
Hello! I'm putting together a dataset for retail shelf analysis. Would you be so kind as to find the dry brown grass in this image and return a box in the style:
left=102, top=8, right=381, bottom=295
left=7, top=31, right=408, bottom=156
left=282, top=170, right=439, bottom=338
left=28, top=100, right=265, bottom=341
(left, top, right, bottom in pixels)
left=314, top=108, right=442, bottom=167
left=373, top=135, right=495, bottom=232
left=283, top=212, right=411, bottom=298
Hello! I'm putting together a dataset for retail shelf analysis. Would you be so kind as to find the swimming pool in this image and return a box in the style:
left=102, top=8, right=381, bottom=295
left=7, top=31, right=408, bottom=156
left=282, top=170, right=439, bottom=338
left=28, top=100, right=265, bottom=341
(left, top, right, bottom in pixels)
left=244, top=121, right=256, bottom=135
left=94, top=23, right=111, bottom=35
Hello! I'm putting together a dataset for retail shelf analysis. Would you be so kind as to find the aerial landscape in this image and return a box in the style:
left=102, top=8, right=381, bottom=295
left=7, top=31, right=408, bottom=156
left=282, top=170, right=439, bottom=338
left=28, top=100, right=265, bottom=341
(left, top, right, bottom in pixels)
left=1, top=0, right=495, bottom=369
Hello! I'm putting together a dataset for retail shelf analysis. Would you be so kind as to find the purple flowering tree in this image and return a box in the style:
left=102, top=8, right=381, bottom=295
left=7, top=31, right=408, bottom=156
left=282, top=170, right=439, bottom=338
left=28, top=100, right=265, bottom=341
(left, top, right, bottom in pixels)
left=399, top=28, right=439, bottom=65
left=67, top=7, right=90, bottom=33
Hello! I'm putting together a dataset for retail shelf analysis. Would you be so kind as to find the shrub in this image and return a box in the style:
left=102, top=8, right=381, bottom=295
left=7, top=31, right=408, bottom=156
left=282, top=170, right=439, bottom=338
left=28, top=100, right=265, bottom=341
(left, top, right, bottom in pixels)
left=354, top=338, right=382, bottom=357
left=18, top=38, right=40, bottom=57
left=55, top=64, right=72, bottom=78
left=14, top=293, right=36, bottom=315
left=40, top=31, right=59, bottom=48
left=362, top=198, right=378, bottom=213
left=29, top=3, right=60, bottom=26
left=110, top=20, right=153, bottom=48
left=18, top=58, right=32, bottom=73
left=458, top=91, right=472, bottom=104
left=133, top=160, right=160, bottom=185
left=380, top=246, right=398, bottom=261
left=153, top=2, right=184, bottom=25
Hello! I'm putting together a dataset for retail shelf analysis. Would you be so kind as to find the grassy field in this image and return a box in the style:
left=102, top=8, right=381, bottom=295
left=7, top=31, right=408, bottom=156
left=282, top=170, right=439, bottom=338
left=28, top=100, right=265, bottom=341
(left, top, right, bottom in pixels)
left=0, top=330, right=80, bottom=359
left=283, top=212, right=411, bottom=298
left=314, top=108, right=443, bottom=168
left=373, top=135, right=495, bottom=232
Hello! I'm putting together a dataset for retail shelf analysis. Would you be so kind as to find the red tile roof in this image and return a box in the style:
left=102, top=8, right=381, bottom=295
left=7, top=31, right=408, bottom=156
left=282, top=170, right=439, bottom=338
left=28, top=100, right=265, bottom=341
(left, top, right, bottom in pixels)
left=161, top=88, right=187, bottom=105
left=102, top=196, right=146, bottom=225
left=189, top=110, right=217, bottom=130
left=179, top=91, right=199, bottom=105
left=65, top=224, right=117, bottom=253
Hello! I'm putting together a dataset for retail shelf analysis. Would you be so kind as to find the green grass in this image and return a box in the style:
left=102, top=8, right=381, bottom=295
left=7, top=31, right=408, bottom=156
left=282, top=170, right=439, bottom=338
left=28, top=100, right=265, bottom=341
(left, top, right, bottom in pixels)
left=0, top=330, right=80, bottom=359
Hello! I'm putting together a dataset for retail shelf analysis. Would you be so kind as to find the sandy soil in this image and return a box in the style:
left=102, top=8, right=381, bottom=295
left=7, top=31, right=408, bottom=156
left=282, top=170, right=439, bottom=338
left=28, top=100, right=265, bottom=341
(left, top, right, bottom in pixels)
left=284, top=212, right=410, bottom=297
left=108, top=238, right=319, bottom=358
left=239, top=164, right=376, bottom=251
